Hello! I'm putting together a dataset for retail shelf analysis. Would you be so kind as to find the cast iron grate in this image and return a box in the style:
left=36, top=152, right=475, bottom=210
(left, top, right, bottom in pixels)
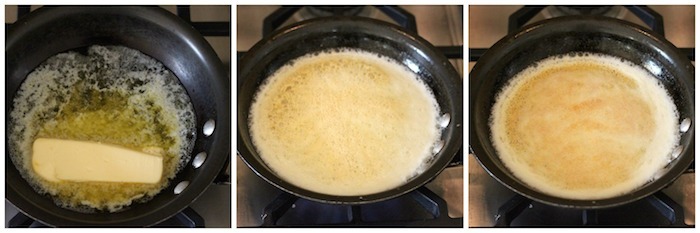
left=237, top=5, right=463, bottom=61
left=493, top=192, right=690, bottom=227
left=469, top=5, right=695, bottom=62
left=7, top=5, right=231, bottom=38
left=8, top=207, right=205, bottom=228
left=258, top=187, right=462, bottom=227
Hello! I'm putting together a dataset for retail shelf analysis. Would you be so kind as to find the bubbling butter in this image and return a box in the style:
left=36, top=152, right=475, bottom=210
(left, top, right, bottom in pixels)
left=8, top=45, right=196, bottom=212
left=490, top=53, right=680, bottom=200
left=249, top=49, right=441, bottom=196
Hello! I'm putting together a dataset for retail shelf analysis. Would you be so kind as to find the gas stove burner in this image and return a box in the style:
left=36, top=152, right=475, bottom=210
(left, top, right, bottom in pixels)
left=263, top=6, right=419, bottom=37
left=295, top=6, right=377, bottom=21
left=307, top=6, right=365, bottom=16
left=494, top=192, right=688, bottom=226
left=8, top=207, right=205, bottom=227
left=543, top=5, right=626, bottom=19
left=554, top=5, right=613, bottom=15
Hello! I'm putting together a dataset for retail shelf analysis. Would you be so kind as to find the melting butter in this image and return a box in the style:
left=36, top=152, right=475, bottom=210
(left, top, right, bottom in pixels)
left=8, top=45, right=196, bottom=212
left=32, top=138, right=163, bottom=184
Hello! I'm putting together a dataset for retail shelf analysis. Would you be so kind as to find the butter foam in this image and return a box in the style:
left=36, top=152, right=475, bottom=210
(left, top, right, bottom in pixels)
left=249, top=49, right=441, bottom=196
left=490, top=53, right=679, bottom=200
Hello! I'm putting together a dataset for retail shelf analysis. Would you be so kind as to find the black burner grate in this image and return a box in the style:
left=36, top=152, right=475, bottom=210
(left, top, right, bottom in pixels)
left=238, top=5, right=463, bottom=62
left=494, top=192, right=690, bottom=227
left=8, top=207, right=205, bottom=228
left=507, top=5, right=664, bottom=35
left=469, top=5, right=695, bottom=62
left=259, top=187, right=461, bottom=227
left=262, top=5, right=417, bottom=37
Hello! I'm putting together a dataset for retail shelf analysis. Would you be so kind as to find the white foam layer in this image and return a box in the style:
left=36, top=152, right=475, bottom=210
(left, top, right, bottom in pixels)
left=249, top=49, right=441, bottom=196
left=490, top=53, right=679, bottom=200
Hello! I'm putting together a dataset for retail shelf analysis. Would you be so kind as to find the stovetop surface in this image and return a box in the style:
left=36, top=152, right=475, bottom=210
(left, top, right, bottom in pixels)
left=468, top=5, right=695, bottom=227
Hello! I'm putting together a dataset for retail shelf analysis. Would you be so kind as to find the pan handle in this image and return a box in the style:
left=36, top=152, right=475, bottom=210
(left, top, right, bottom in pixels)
left=213, top=153, right=231, bottom=185
left=447, top=146, right=464, bottom=167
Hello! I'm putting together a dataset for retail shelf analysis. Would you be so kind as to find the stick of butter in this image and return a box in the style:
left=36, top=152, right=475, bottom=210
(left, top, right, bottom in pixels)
left=32, top=138, right=163, bottom=184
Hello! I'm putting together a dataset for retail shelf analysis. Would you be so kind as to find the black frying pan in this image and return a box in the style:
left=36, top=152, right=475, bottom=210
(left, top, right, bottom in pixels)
left=238, top=17, right=463, bottom=204
left=470, top=16, right=694, bottom=208
left=6, top=6, right=230, bottom=226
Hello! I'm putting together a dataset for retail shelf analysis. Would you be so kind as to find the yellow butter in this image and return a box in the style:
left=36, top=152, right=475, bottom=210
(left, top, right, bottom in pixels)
left=32, top=138, right=163, bottom=184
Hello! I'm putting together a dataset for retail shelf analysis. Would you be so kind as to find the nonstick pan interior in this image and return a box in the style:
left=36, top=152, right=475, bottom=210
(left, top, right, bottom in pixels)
left=469, top=16, right=694, bottom=209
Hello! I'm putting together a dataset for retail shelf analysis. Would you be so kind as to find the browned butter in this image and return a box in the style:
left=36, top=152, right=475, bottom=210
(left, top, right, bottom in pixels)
left=490, top=53, right=679, bottom=200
